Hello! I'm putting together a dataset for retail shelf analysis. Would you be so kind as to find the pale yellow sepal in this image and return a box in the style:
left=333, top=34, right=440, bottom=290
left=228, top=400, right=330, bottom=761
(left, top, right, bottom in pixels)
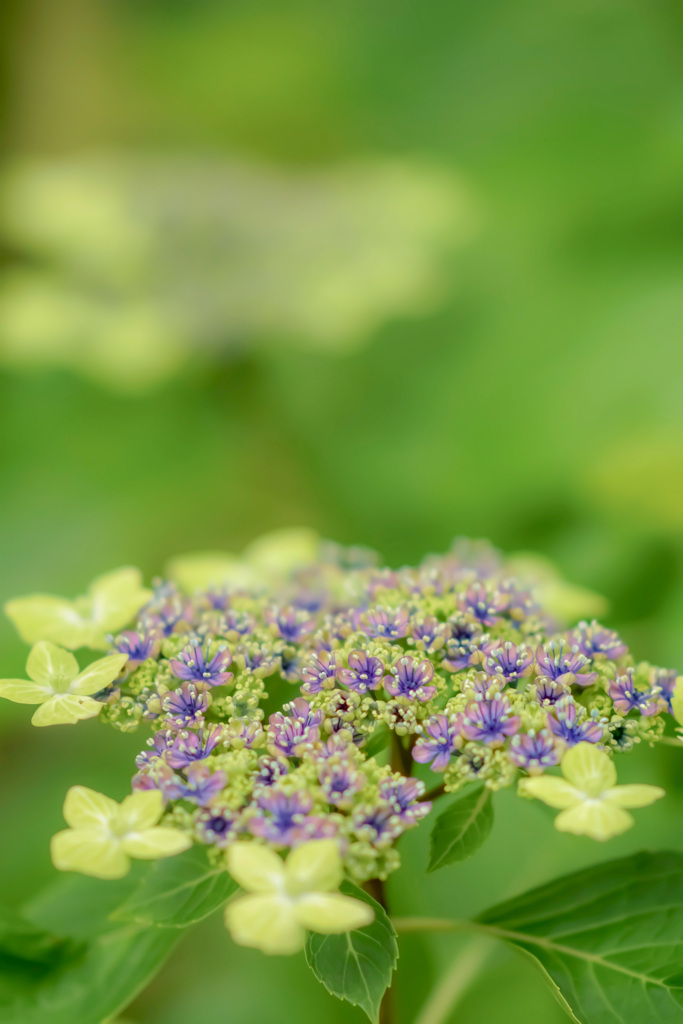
left=5, top=567, right=152, bottom=649
left=51, top=785, right=191, bottom=879
left=671, top=677, right=683, bottom=725
left=224, top=839, right=373, bottom=955
left=519, top=742, right=664, bottom=841
left=0, top=641, right=126, bottom=726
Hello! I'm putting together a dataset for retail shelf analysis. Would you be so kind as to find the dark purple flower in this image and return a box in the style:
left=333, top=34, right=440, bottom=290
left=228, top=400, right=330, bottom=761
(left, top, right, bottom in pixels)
left=410, top=616, right=446, bottom=652
left=608, top=670, right=661, bottom=717
left=148, top=726, right=224, bottom=769
left=254, top=755, right=289, bottom=789
left=442, top=617, right=482, bottom=672
left=358, top=607, right=410, bottom=641
left=482, top=641, right=534, bottom=683
left=352, top=806, right=402, bottom=844
left=457, top=582, right=507, bottom=627
left=249, top=790, right=314, bottom=846
left=379, top=778, right=431, bottom=825
left=170, top=642, right=233, bottom=687
left=461, top=694, right=520, bottom=745
left=385, top=657, right=437, bottom=702
left=413, top=713, right=462, bottom=771
left=546, top=699, right=602, bottom=746
left=534, top=678, right=570, bottom=706
left=141, top=598, right=193, bottom=637
left=166, top=763, right=227, bottom=805
left=318, top=760, right=364, bottom=808
left=509, top=729, right=559, bottom=773
left=268, top=698, right=323, bottom=757
left=567, top=621, right=628, bottom=661
left=196, top=807, right=240, bottom=847
left=112, top=630, right=161, bottom=670
left=651, top=668, right=678, bottom=714
left=301, top=651, right=338, bottom=694
left=162, top=682, right=211, bottom=728
left=535, top=641, right=598, bottom=688
left=337, top=650, right=385, bottom=694
left=265, top=606, right=315, bottom=643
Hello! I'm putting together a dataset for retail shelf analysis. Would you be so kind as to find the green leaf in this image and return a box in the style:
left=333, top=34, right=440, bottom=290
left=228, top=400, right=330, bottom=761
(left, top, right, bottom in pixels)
left=364, top=725, right=391, bottom=758
left=477, top=851, right=683, bottom=1024
left=305, top=882, right=398, bottom=1024
left=427, top=784, right=493, bottom=872
left=111, top=845, right=237, bottom=928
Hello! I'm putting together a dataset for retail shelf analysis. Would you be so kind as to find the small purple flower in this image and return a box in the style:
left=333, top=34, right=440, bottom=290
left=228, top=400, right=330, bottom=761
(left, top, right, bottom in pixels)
left=379, top=778, right=431, bottom=825
left=482, top=641, right=534, bottom=683
left=318, top=760, right=364, bottom=808
left=301, top=651, right=338, bottom=694
left=318, top=733, right=356, bottom=759
left=609, top=670, right=661, bottom=717
left=268, top=698, right=323, bottom=758
left=249, top=790, right=314, bottom=846
left=457, top=582, right=507, bottom=627
left=352, top=806, right=402, bottom=844
left=234, top=644, right=278, bottom=676
left=650, top=668, right=678, bottom=713
left=265, top=606, right=315, bottom=643
left=337, top=650, right=385, bottom=694
left=461, top=694, right=520, bottom=745
left=147, top=726, right=224, bottom=769
left=410, top=616, right=446, bottom=652
left=535, top=641, right=598, bottom=688
left=413, top=713, right=462, bottom=771
left=111, top=630, right=161, bottom=670
left=442, top=617, right=482, bottom=672
left=568, top=621, right=628, bottom=662
left=385, top=657, right=437, bottom=702
left=222, top=609, right=256, bottom=637
left=226, top=718, right=264, bottom=749
left=534, top=678, right=570, bottom=706
left=170, top=642, right=233, bottom=687
left=358, top=607, right=410, bottom=641
left=196, top=807, right=239, bottom=847
left=141, top=599, right=193, bottom=637
left=166, top=763, right=227, bottom=805
left=509, top=729, right=559, bottom=773
left=546, top=699, right=602, bottom=746
left=497, top=579, right=539, bottom=620
left=254, top=755, right=289, bottom=789
left=162, top=682, right=211, bottom=728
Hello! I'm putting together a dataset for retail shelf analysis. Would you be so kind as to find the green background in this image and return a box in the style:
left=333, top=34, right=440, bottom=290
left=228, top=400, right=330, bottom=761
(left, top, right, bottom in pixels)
left=1, top=1, right=682, bottom=1021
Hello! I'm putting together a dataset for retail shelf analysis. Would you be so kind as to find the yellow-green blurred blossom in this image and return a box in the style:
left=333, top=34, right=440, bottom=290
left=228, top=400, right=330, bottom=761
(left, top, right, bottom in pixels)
left=0, top=641, right=125, bottom=726
left=519, top=742, right=664, bottom=841
left=225, top=840, right=373, bottom=955
left=51, top=787, right=191, bottom=879
left=5, top=567, right=152, bottom=649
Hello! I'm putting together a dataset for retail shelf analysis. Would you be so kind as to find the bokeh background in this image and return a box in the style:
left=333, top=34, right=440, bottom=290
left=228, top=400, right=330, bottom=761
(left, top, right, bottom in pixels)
left=1, top=1, right=682, bottom=1022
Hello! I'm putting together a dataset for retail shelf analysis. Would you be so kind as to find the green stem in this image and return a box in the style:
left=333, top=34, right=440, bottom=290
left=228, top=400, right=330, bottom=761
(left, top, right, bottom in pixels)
left=413, top=937, right=492, bottom=1024
left=660, top=736, right=683, bottom=747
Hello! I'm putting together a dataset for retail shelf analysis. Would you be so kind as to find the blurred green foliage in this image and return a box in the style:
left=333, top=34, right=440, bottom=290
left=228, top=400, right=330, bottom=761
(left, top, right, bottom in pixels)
left=1, top=0, right=683, bottom=1021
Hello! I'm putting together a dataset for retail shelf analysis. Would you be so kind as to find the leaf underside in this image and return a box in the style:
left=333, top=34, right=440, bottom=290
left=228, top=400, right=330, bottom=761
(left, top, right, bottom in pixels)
left=478, top=850, right=683, bottom=1024
left=305, top=882, right=398, bottom=1024
left=427, top=784, right=493, bottom=872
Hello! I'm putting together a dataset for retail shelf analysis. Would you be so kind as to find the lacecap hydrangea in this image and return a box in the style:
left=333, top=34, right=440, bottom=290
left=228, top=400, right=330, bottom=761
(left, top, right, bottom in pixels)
left=2, top=533, right=681, bottom=956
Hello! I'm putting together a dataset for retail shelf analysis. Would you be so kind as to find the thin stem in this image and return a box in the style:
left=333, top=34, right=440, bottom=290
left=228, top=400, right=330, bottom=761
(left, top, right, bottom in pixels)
left=419, top=782, right=446, bottom=803
left=413, top=937, right=492, bottom=1024
left=363, top=878, right=396, bottom=1024
left=660, top=736, right=683, bottom=747
left=390, top=732, right=415, bottom=777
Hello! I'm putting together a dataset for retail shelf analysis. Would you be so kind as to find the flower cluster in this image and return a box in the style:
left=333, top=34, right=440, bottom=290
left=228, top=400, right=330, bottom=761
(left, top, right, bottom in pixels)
left=2, top=535, right=680, bottom=951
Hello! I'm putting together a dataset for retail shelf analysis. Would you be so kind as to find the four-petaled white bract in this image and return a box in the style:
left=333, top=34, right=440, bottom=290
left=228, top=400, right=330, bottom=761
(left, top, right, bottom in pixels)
left=520, top=742, right=664, bottom=840
left=225, top=840, right=374, bottom=955
left=51, top=786, right=192, bottom=879
left=0, top=641, right=127, bottom=725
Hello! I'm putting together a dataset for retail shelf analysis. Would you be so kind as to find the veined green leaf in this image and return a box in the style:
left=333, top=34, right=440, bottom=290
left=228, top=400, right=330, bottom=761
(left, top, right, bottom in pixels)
left=478, top=851, right=683, bottom=1024
left=112, top=845, right=237, bottom=928
left=427, top=785, right=493, bottom=872
left=305, top=882, right=398, bottom=1024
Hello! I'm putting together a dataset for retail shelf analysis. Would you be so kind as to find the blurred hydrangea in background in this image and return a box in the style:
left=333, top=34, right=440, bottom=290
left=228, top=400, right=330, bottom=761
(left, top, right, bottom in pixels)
left=0, top=154, right=474, bottom=392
